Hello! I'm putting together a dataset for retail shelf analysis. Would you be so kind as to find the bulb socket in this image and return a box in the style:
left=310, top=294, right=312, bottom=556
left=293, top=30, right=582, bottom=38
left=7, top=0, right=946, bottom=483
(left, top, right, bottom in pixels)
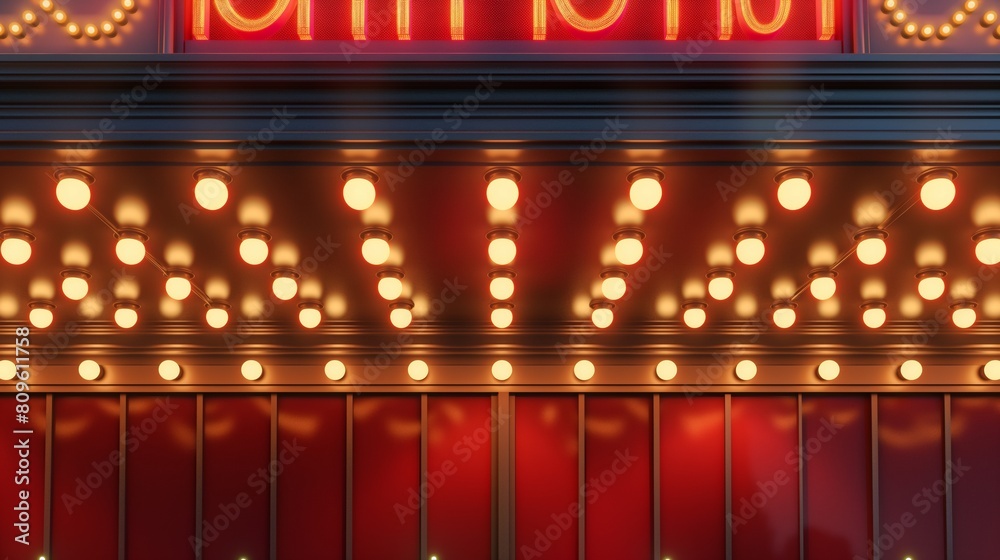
left=773, top=167, right=813, bottom=184
left=342, top=167, right=379, bottom=184
left=626, top=168, right=664, bottom=184
left=612, top=227, right=645, bottom=242
left=485, top=167, right=522, bottom=183
left=486, top=227, right=518, bottom=242
left=733, top=227, right=766, bottom=242
left=193, top=168, right=232, bottom=185
left=360, top=227, right=393, bottom=242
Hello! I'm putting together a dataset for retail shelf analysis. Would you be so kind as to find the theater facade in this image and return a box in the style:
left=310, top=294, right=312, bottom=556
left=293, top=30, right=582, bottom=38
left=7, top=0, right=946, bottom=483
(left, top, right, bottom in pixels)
left=2, top=0, right=1000, bottom=559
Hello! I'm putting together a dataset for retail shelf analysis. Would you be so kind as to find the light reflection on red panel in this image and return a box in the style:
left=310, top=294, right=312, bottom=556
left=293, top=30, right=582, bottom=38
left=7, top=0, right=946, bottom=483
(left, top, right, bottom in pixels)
left=802, top=395, right=871, bottom=560
left=353, top=395, right=421, bottom=560
left=0, top=395, right=46, bottom=558
left=950, top=396, right=1000, bottom=558
left=584, top=395, right=652, bottom=559
left=427, top=396, right=493, bottom=559
left=731, top=396, right=799, bottom=560
left=661, top=395, right=726, bottom=560
left=277, top=396, right=346, bottom=558
left=202, top=395, right=271, bottom=560
left=51, top=395, right=120, bottom=560
left=877, top=395, right=946, bottom=560
left=126, top=396, right=197, bottom=560
left=515, top=395, right=578, bottom=560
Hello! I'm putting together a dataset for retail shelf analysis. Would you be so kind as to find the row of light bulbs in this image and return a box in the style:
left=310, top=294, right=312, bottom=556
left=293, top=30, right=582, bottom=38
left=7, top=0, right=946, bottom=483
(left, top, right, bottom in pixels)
left=0, top=0, right=136, bottom=41
left=882, top=0, right=1000, bottom=40
left=6, top=358, right=998, bottom=383
left=485, top=168, right=522, bottom=329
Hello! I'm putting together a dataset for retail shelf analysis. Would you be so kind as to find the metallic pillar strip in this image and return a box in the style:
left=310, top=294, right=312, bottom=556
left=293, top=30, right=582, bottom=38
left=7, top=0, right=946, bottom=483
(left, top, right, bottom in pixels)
left=421, top=394, right=429, bottom=560
left=44, top=393, right=53, bottom=558
left=797, top=394, right=804, bottom=560
left=725, top=394, right=732, bottom=560
left=854, top=0, right=870, bottom=53
left=195, top=394, right=204, bottom=560
left=652, top=394, right=661, bottom=560
left=578, top=393, right=586, bottom=560
left=944, top=394, right=954, bottom=560
left=270, top=394, right=278, bottom=560
left=870, top=395, right=879, bottom=555
left=345, top=394, right=354, bottom=560
left=119, top=394, right=127, bottom=560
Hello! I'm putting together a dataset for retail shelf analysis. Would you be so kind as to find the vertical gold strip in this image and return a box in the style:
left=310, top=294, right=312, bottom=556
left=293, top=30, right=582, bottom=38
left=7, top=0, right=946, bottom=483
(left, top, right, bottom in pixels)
left=397, top=0, right=410, bottom=40
left=665, top=0, right=679, bottom=39
left=193, top=0, right=208, bottom=39
left=718, top=0, right=733, bottom=40
left=297, top=0, right=313, bottom=39
left=352, top=0, right=366, bottom=40
left=533, top=0, right=546, bottom=40
left=818, top=0, right=835, bottom=39
left=451, top=0, right=464, bottom=40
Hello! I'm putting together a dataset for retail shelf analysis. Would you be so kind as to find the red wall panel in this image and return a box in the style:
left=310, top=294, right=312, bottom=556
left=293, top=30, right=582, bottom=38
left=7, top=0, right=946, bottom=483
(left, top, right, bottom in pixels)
left=0, top=394, right=46, bottom=558
left=201, top=395, right=271, bottom=560
left=51, top=395, right=120, bottom=560
left=950, top=396, right=1000, bottom=558
left=584, top=395, right=652, bottom=559
left=276, top=395, right=347, bottom=558
left=126, top=395, right=197, bottom=560
left=353, top=395, right=421, bottom=560
left=427, top=395, right=493, bottom=559
left=877, top=395, right=946, bottom=559
left=731, top=396, right=799, bottom=560
left=801, top=395, right=871, bottom=560
left=661, top=395, right=726, bottom=560
left=515, top=395, right=578, bottom=560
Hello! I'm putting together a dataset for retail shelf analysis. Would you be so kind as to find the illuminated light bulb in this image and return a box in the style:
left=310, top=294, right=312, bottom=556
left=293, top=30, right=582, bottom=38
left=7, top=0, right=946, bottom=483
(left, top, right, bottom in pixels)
left=994, top=26, right=1000, bottom=40
left=158, top=360, right=181, bottom=381
left=489, top=270, right=515, bottom=300
left=861, top=302, right=887, bottom=329
left=115, top=229, right=148, bottom=265
left=937, top=23, right=953, bottom=38
left=325, top=360, right=347, bottom=381
left=409, top=360, right=429, bottom=381
left=919, top=24, right=935, bottom=40
left=775, top=168, right=812, bottom=211
left=39, top=0, right=55, bottom=13
left=772, top=303, right=796, bottom=329
left=271, top=270, right=299, bottom=301
left=902, top=22, right=918, bottom=37
left=377, top=269, right=404, bottom=301
left=101, top=21, right=117, bottom=37
left=983, top=360, right=1000, bottom=381
left=22, top=11, right=38, bottom=27
left=122, top=0, right=137, bottom=13
left=0, top=360, right=16, bottom=382
left=574, top=360, right=595, bottom=381
left=682, top=302, right=707, bottom=329
left=238, top=228, right=270, bottom=265
left=899, top=359, right=922, bottom=381
left=707, top=269, right=735, bottom=301
left=854, top=229, right=888, bottom=265
left=973, top=229, right=1000, bottom=265
left=600, top=268, right=628, bottom=301
left=734, top=228, right=766, bottom=265
left=165, top=270, right=193, bottom=301
left=1, top=228, right=34, bottom=265
left=628, top=169, right=665, bottom=211
left=193, top=169, right=231, bottom=211
left=891, top=10, right=906, bottom=25
left=67, top=23, right=81, bottom=37
left=613, top=228, right=646, bottom=266
left=205, top=304, right=230, bottom=329
left=241, top=360, right=263, bottom=381
left=952, top=302, right=977, bottom=329
left=655, top=360, right=678, bottom=381
left=881, top=0, right=897, bottom=12
left=983, top=11, right=998, bottom=25
left=953, top=11, right=967, bottom=25
left=965, top=0, right=978, bottom=11
left=113, top=302, right=139, bottom=329
left=492, top=359, right=513, bottom=381
left=916, top=269, right=946, bottom=301
left=390, top=302, right=414, bottom=329
left=817, top=360, right=840, bottom=381
left=298, top=303, right=323, bottom=329
left=79, top=360, right=102, bottom=381
left=0, top=24, right=6, bottom=39
left=84, top=24, right=100, bottom=39
left=487, top=229, right=518, bottom=265
left=60, top=269, right=90, bottom=301
left=735, top=360, right=757, bottom=381
left=55, top=169, right=94, bottom=210
left=486, top=168, right=521, bottom=211
left=28, top=302, right=54, bottom=329
left=112, top=9, right=127, bottom=24
left=9, top=23, right=25, bottom=38
left=342, top=169, right=378, bottom=211
left=918, top=169, right=957, bottom=209
left=491, top=304, right=513, bottom=329
left=591, top=304, right=614, bottom=329
left=53, top=10, right=67, bottom=24
left=809, top=270, right=837, bottom=301
left=361, top=228, right=392, bottom=265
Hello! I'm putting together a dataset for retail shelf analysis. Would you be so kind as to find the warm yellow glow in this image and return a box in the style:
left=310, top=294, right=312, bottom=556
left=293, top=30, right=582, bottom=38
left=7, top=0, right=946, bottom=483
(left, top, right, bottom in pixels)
left=492, top=360, right=513, bottom=381
left=29, top=308, right=53, bottom=329
left=773, top=307, right=796, bottom=329
left=574, top=360, right=595, bottom=381
left=194, top=176, right=228, bottom=210
left=122, top=0, right=137, bottom=12
left=983, top=11, right=998, bottom=25
left=325, top=360, right=347, bottom=381
left=56, top=176, right=91, bottom=210
left=54, top=11, right=67, bottom=24
left=665, top=0, right=679, bottom=39
left=39, top=0, right=54, bottom=13
left=810, top=276, right=836, bottom=300
left=67, top=22, right=82, bottom=37
left=735, top=237, right=765, bottom=265
left=735, top=360, right=757, bottom=381
left=240, top=237, right=269, bottom=265
left=819, top=0, right=835, bottom=39
left=0, top=360, right=16, bottom=381
left=101, top=21, right=117, bottom=36
left=79, top=360, right=102, bottom=381
left=919, top=24, right=934, bottom=39
left=918, top=277, right=945, bottom=300
left=299, top=307, right=322, bottom=328
left=344, top=176, right=376, bottom=210
left=272, top=277, right=298, bottom=301
left=491, top=307, right=513, bottom=329
left=159, top=360, right=181, bottom=381
left=165, top=277, right=192, bottom=300
left=241, top=360, right=263, bottom=381
left=900, top=360, right=922, bottom=381
left=615, top=238, right=643, bottom=266
left=891, top=10, right=907, bottom=25
left=591, top=307, right=614, bottom=329
left=656, top=360, right=678, bottom=381
left=408, top=359, right=429, bottom=381
left=352, top=0, right=366, bottom=39
left=719, top=0, right=732, bottom=39
left=391, top=307, right=413, bottom=329
left=777, top=177, right=811, bottom=210
left=937, top=23, right=953, bottom=38
left=817, top=360, right=840, bottom=381
left=487, top=177, right=519, bottom=211
left=953, top=307, right=977, bottom=329
left=1, top=237, right=31, bottom=265
left=206, top=307, right=229, bottom=329
left=856, top=237, right=886, bottom=265
left=902, top=22, right=917, bottom=37
left=739, top=0, right=791, bottom=34
left=683, top=307, right=707, bottom=329
left=965, top=0, right=978, bottom=11
left=490, top=277, right=515, bottom=300
left=952, top=11, right=966, bottom=25
left=602, top=277, right=627, bottom=301
left=630, top=177, right=663, bottom=211
left=451, top=0, right=464, bottom=39
left=984, top=360, right=1000, bottom=381
left=882, top=0, right=897, bottom=12
left=489, top=238, right=517, bottom=265
left=397, top=0, right=410, bottom=39
left=85, top=24, right=100, bottom=39
left=378, top=276, right=404, bottom=300
left=921, top=176, right=956, bottom=210
left=708, top=276, right=734, bottom=301
left=550, top=0, right=628, bottom=32
left=115, top=236, right=146, bottom=265
left=863, top=307, right=887, bottom=329
left=210, top=0, right=304, bottom=34
left=362, top=237, right=391, bottom=265
left=114, top=307, right=138, bottom=329
left=112, top=9, right=127, bottom=24
left=975, top=238, right=1000, bottom=265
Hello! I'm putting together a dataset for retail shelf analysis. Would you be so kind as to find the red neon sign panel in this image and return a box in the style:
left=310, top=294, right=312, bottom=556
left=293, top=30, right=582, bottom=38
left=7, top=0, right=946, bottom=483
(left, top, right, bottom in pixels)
left=189, top=0, right=840, bottom=42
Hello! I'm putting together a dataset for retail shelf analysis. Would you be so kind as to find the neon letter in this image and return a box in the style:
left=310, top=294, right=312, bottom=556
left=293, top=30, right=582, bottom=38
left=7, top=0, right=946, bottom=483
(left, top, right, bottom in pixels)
left=193, top=0, right=312, bottom=39
left=534, top=0, right=629, bottom=39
